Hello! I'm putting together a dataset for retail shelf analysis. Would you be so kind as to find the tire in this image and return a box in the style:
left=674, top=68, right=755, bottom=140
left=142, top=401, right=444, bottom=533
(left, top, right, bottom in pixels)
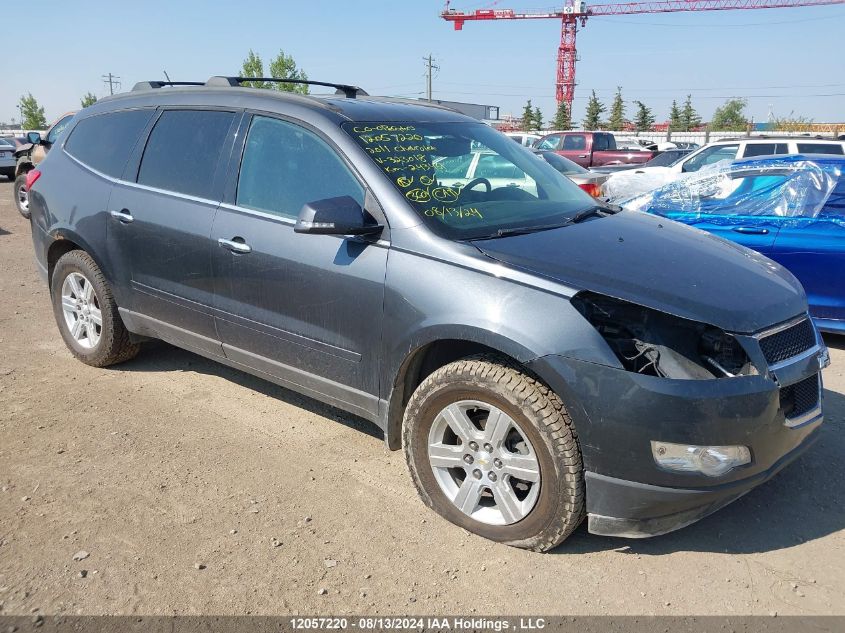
left=51, top=250, right=140, bottom=367
left=403, top=355, right=585, bottom=552
left=14, top=173, right=30, bottom=219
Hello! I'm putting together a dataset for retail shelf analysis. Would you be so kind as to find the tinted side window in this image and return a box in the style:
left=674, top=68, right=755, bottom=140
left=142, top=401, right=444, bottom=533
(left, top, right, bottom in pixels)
left=797, top=143, right=844, bottom=155
left=562, top=134, right=586, bottom=151
left=138, top=110, right=234, bottom=198
left=236, top=116, right=364, bottom=220
left=743, top=143, right=778, bottom=158
left=65, top=110, right=154, bottom=178
left=593, top=134, right=608, bottom=151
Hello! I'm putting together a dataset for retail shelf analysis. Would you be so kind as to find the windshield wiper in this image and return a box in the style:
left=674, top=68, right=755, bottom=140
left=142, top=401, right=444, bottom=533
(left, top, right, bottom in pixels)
left=567, top=203, right=621, bottom=224
left=473, top=204, right=622, bottom=240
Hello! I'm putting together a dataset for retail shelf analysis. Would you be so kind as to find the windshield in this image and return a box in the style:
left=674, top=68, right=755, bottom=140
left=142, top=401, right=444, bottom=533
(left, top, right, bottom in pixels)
left=342, top=121, right=595, bottom=240
left=646, top=151, right=688, bottom=167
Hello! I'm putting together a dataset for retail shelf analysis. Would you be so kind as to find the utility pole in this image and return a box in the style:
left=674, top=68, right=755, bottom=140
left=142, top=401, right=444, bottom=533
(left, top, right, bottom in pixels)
left=102, top=73, right=121, bottom=96
left=423, top=55, right=439, bottom=102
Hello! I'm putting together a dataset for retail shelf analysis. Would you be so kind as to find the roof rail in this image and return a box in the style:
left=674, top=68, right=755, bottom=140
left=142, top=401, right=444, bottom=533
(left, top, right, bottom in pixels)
left=205, top=76, right=368, bottom=98
left=132, top=81, right=205, bottom=91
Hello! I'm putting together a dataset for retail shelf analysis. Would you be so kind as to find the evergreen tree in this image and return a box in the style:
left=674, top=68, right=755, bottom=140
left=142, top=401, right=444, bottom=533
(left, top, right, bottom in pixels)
left=680, top=94, right=702, bottom=132
left=668, top=100, right=682, bottom=132
left=521, top=100, right=535, bottom=132
left=552, top=101, right=571, bottom=130
left=582, top=90, right=605, bottom=130
left=532, top=106, right=543, bottom=131
left=633, top=101, right=655, bottom=132
left=608, top=87, right=625, bottom=130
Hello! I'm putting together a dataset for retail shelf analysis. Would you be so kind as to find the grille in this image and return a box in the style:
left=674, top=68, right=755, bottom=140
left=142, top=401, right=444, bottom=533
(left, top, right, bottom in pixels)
left=780, top=374, right=820, bottom=420
left=759, top=318, right=816, bottom=365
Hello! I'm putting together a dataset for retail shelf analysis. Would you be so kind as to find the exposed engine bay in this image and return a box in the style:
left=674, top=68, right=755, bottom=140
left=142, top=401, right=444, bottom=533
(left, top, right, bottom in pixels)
left=572, top=292, right=755, bottom=379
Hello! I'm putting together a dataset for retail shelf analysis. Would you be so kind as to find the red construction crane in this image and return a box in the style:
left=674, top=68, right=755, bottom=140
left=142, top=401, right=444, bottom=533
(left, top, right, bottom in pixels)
left=441, top=0, right=845, bottom=110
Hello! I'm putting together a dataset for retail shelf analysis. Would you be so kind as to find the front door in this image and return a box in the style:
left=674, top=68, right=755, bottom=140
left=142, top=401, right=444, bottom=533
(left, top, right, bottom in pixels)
left=108, top=108, right=238, bottom=356
left=210, top=114, right=388, bottom=418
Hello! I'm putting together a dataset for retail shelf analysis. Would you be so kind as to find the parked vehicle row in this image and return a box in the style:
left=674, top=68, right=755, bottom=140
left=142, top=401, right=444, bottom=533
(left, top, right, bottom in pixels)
left=622, top=154, right=845, bottom=333
left=24, top=76, right=828, bottom=552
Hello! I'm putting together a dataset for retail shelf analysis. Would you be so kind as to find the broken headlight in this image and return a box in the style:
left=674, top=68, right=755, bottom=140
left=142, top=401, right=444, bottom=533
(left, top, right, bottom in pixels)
left=572, top=292, right=755, bottom=380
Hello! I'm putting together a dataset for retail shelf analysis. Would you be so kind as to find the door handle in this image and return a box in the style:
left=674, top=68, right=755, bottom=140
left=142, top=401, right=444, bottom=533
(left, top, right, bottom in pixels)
left=218, top=237, right=252, bottom=254
left=577, top=154, right=588, bottom=158
left=109, top=209, right=134, bottom=223
left=732, top=226, right=769, bottom=235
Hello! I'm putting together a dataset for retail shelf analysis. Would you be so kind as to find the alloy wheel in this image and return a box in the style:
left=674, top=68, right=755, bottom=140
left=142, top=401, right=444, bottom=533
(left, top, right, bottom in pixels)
left=60, top=272, right=102, bottom=349
left=427, top=400, right=541, bottom=526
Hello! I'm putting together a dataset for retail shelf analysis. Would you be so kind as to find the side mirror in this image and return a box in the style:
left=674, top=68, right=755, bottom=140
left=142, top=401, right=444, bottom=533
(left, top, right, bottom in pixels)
left=26, top=132, right=42, bottom=145
left=294, top=196, right=383, bottom=236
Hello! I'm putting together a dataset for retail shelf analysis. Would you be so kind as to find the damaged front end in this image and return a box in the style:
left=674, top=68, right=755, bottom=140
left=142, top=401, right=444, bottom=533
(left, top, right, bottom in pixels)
left=527, top=290, right=828, bottom=538
left=571, top=291, right=756, bottom=380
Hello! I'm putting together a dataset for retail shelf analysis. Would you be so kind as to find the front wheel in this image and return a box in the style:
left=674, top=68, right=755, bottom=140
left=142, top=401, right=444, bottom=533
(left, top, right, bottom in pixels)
left=403, top=356, right=585, bottom=551
left=14, top=173, right=30, bottom=219
left=51, top=250, right=140, bottom=367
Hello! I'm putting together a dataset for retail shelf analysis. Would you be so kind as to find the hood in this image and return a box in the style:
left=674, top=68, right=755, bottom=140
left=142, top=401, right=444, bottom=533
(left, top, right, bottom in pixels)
left=472, top=210, right=806, bottom=333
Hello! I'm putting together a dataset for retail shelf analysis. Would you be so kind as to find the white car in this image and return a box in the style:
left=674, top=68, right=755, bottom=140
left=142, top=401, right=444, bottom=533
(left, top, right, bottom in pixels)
left=504, top=132, right=542, bottom=148
left=603, top=136, right=845, bottom=201
left=435, top=151, right=538, bottom=196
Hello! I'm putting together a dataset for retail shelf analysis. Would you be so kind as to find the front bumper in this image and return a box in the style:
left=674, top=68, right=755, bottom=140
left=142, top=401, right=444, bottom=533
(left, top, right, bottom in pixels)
left=528, top=342, right=827, bottom=538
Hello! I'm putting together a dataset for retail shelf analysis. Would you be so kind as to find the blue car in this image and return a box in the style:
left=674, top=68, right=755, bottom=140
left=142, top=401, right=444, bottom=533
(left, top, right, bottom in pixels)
left=624, top=154, right=845, bottom=333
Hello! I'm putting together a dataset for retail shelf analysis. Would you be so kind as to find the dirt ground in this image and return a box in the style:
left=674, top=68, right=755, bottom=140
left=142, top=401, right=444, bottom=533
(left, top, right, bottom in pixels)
left=0, top=178, right=843, bottom=617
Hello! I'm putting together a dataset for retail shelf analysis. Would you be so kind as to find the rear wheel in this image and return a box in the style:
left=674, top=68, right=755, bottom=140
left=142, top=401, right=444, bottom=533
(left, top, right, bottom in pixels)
left=403, top=355, right=584, bottom=552
left=51, top=250, right=140, bottom=367
left=14, top=173, right=30, bottom=219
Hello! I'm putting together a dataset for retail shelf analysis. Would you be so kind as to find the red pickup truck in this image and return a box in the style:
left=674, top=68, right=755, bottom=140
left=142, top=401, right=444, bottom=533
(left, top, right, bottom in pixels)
left=533, top=131, right=655, bottom=168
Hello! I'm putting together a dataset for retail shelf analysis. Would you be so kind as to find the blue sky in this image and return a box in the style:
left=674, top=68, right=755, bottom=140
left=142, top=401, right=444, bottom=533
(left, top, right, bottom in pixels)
left=4, top=0, right=844, bottom=126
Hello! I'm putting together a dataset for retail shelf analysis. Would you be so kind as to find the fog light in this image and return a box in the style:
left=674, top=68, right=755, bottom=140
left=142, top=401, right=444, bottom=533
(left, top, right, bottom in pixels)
left=651, top=441, right=751, bottom=477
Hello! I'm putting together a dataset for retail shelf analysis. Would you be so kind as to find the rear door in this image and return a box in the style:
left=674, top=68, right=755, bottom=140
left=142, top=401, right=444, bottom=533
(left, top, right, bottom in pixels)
left=768, top=178, right=845, bottom=325
left=209, top=114, right=388, bottom=418
left=557, top=133, right=590, bottom=167
left=108, top=108, right=239, bottom=356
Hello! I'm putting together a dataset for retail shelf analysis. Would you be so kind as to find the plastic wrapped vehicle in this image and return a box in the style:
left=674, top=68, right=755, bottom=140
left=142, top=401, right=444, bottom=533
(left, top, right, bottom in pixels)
left=621, top=155, right=845, bottom=332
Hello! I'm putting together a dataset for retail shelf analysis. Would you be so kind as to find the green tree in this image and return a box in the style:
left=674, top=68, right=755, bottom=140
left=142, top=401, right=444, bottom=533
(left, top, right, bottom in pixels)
left=19, top=94, right=47, bottom=129
left=532, top=106, right=543, bottom=131
left=680, top=94, right=702, bottom=132
left=240, top=49, right=269, bottom=89
left=80, top=92, right=98, bottom=108
left=552, top=101, right=571, bottom=130
left=668, top=100, right=682, bottom=132
left=608, top=87, right=625, bottom=130
left=582, top=90, right=605, bottom=130
left=521, top=99, right=535, bottom=132
left=268, top=49, right=309, bottom=94
left=710, top=98, right=749, bottom=131
left=633, top=101, right=655, bottom=132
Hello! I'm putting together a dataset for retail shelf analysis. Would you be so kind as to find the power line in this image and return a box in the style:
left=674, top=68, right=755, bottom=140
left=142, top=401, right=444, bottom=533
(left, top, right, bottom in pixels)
left=102, top=73, right=121, bottom=96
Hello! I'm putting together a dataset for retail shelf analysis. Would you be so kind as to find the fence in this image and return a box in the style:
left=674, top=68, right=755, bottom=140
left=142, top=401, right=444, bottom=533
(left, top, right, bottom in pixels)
left=584, top=129, right=843, bottom=147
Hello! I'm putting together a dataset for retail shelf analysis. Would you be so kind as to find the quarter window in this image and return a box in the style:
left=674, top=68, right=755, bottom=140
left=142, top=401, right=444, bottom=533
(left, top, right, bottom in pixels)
left=796, top=143, right=844, bottom=155
left=65, top=110, right=154, bottom=178
left=236, top=116, right=364, bottom=220
left=137, top=110, right=235, bottom=198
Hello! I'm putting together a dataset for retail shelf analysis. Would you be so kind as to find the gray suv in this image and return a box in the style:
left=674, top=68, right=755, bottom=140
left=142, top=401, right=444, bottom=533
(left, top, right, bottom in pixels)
left=26, top=77, right=829, bottom=551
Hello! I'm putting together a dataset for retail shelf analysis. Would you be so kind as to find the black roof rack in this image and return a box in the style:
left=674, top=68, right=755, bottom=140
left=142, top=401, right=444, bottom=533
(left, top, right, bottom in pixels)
left=205, top=76, right=368, bottom=99
left=132, top=81, right=205, bottom=91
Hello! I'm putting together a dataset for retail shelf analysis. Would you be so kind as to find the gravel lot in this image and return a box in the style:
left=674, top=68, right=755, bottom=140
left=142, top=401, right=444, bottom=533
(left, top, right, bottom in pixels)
left=0, top=177, right=843, bottom=616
